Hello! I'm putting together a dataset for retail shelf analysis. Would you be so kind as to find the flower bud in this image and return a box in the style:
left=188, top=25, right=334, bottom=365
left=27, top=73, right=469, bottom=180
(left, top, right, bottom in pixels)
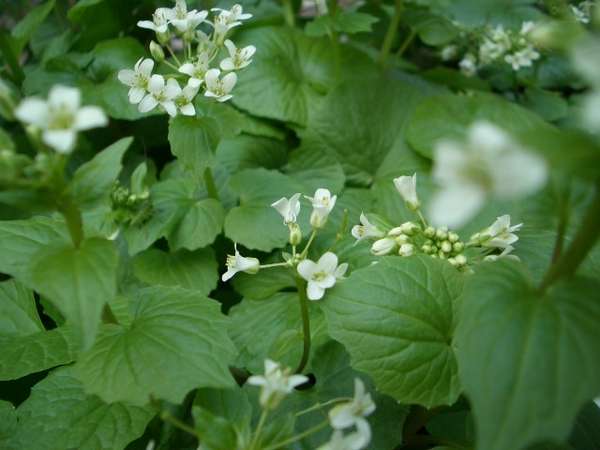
left=448, top=232, right=459, bottom=243
left=394, top=234, right=409, bottom=245
left=421, top=244, right=432, bottom=254
left=448, top=257, right=458, bottom=267
left=399, top=243, right=415, bottom=257
left=453, top=242, right=465, bottom=253
left=455, top=254, right=467, bottom=266
left=157, top=31, right=170, bottom=46
left=393, top=174, right=420, bottom=210
left=387, top=226, right=404, bottom=237
left=435, top=227, right=448, bottom=240
left=400, top=221, right=420, bottom=235
left=150, top=41, right=165, bottom=62
left=440, top=241, right=452, bottom=253
left=424, top=226, right=435, bottom=238
left=289, top=223, right=302, bottom=246
left=438, top=250, right=447, bottom=259
left=371, top=238, right=396, bottom=256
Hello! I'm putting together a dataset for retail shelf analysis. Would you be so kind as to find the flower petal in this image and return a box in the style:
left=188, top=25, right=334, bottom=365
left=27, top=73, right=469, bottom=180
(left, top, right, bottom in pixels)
left=428, top=184, right=485, bottom=228
left=128, top=87, right=146, bottom=104
left=48, top=85, right=80, bottom=111
left=222, top=72, right=237, bottom=92
left=138, top=58, right=155, bottom=76
left=138, top=95, right=159, bottom=113
left=317, top=252, right=338, bottom=273
left=307, top=282, right=325, bottom=301
left=220, top=58, right=235, bottom=71
left=15, top=98, right=49, bottom=127
left=74, top=106, right=108, bottom=130
left=297, top=260, right=317, bottom=281
left=148, top=74, right=165, bottom=94
left=43, top=129, right=77, bottom=153
left=117, top=69, right=136, bottom=86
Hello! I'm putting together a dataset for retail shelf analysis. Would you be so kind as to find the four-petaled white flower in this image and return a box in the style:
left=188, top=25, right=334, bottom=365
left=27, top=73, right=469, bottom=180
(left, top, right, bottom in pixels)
left=271, top=193, right=302, bottom=224
left=118, top=58, right=154, bottom=104
left=15, top=85, right=107, bottom=153
left=297, top=252, right=347, bottom=301
left=306, top=188, right=337, bottom=228
left=220, top=39, right=256, bottom=71
left=429, top=121, right=547, bottom=228
left=138, top=75, right=181, bottom=117
left=212, top=4, right=252, bottom=38
left=137, top=7, right=173, bottom=34
left=371, top=237, right=396, bottom=256
left=221, top=243, right=260, bottom=282
left=178, top=53, right=210, bottom=88
left=247, top=359, right=308, bottom=409
left=203, top=69, right=237, bottom=102
left=169, top=0, right=207, bottom=33
left=393, top=173, right=420, bottom=210
left=174, top=80, right=199, bottom=116
left=479, top=215, right=522, bottom=249
left=351, top=213, right=385, bottom=242
left=505, top=46, right=540, bottom=71
left=329, top=379, right=375, bottom=442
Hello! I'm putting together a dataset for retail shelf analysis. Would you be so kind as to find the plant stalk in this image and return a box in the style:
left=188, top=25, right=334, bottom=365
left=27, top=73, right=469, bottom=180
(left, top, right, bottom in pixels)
left=294, top=277, right=312, bottom=374
left=379, top=0, right=403, bottom=67
left=282, top=0, right=295, bottom=27
left=57, top=196, right=84, bottom=248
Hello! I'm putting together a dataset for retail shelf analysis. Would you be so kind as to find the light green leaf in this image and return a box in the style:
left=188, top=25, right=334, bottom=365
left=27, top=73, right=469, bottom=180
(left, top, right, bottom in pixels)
left=305, top=11, right=379, bottom=36
left=0, top=326, right=79, bottom=381
left=132, top=247, right=218, bottom=296
left=76, top=286, right=236, bottom=406
left=30, top=238, right=118, bottom=349
left=232, top=267, right=296, bottom=300
left=456, top=261, right=600, bottom=450
left=8, top=367, right=153, bottom=450
left=322, top=255, right=463, bottom=408
left=216, top=135, right=287, bottom=174
left=70, top=137, right=133, bottom=208
left=168, top=116, right=220, bottom=176
left=0, top=279, right=43, bottom=337
left=169, top=198, right=225, bottom=251
left=10, top=0, right=56, bottom=54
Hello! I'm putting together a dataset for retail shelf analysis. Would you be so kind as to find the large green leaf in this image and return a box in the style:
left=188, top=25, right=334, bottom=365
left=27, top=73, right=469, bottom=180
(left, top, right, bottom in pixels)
left=0, top=400, right=16, bottom=447
left=8, top=367, right=153, bottom=450
left=322, top=255, right=464, bottom=408
left=76, top=286, right=236, bottom=406
left=169, top=198, right=225, bottom=251
left=10, top=0, right=56, bottom=55
left=168, top=116, right=220, bottom=177
left=132, top=247, right=219, bottom=296
left=456, top=261, right=600, bottom=450
left=30, top=237, right=118, bottom=349
left=0, top=279, right=43, bottom=337
left=232, top=26, right=337, bottom=125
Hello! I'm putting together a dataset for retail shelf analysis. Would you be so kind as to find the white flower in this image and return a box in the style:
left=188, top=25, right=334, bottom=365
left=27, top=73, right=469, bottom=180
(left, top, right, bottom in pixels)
left=393, top=173, right=420, bottom=210
left=370, top=237, right=396, bottom=256
left=220, top=40, right=256, bottom=71
left=440, top=45, right=457, bottom=61
left=306, top=188, right=337, bottom=228
left=479, top=25, right=511, bottom=64
left=211, top=4, right=252, bottom=37
left=174, top=80, right=199, bottom=116
left=479, top=215, right=522, bottom=249
left=571, top=4, right=590, bottom=24
left=118, top=58, right=154, bottom=104
left=429, top=121, right=548, bottom=228
left=169, top=0, right=208, bottom=33
left=178, top=53, right=210, bottom=88
left=484, top=245, right=520, bottom=262
left=271, top=193, right=301, bottom=224
left=221, top=243, right=260, bottom=282
left=351, top=213, right=385, bottom=242
left=137, top=7, right=173, bottom=34
left=329, top=379, right=375, bottom=430
left=247, top=359, right=308, bottom=409
left=203, top=69, right=237, bottom=102
left=138, top=75, right=181, bottom=117
left=297, top=252, right=348, bottom=301
left=459, top=53, right=477, bottom=77
left=505, top=45, right=540, bottom=70
left=317, top=422, right=371, bottom=450
left=15, top=85, right=107, bottom=153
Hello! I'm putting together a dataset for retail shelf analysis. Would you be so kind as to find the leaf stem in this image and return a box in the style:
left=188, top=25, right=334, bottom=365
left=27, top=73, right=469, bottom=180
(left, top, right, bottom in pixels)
left=295, top=397, right=352, bottom=416
left=166, top=44, right=182, bottom=66
left=379, top=0, right=403, bottom=67
left=551, top=180, right=571, bottom=263
left=416, top=209, right=428, bottom=228
left=396, top=29, right=416, bottom=57
left=262, top=420, right=329, bottom=450
left=539, top=181, right=600, bottom=292
left=0, top=30, right=24, bottom=85
left=160, top=410, right=201, bottom=439
left=294, top=277, right=312, bottom=374
left=259, top=262, right=291, bottom=269
left=300, top=229, right=318, bottom=259
left=281, top=0, right=296, bottom=27
left=57, top=195, right=84, bottom=248
left=203, top=166, right=220, bottom=201
left=249, top=408, right=269, bottom=450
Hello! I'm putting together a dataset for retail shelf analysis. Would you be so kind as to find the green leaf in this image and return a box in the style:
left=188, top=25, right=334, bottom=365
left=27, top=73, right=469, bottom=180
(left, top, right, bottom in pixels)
left=76, top=286, right=236, bottom=406
left=0, top=326, right=79, bottom=381
left=70, top=137, right=133, bottom=208
left=0, top=279, right=43, bottom=337
left=217, top=135, right=287, bottom=174
left=8, top=367, right=153, bottom=450
left=30, top=237, right=118, bottom=349
left=305, top=12, right=379, bottom=36
left=522, top=87, right=569, bottom=122
left=168, top=116, right=220, bottom=176
left=322, top=255, right=463, bottom=408
left=169, top=198, right=225, bottom=251
left=232, top=267, right=296, bottom=300
left=0, top=400, right=16, bottom=446
left=456, top=261, right=600, bottom=450
left=232, top=26, right=337, bottom=125
left=10, top=0, right=56, bottom=55
left=132, top=248, right=218, bottom=296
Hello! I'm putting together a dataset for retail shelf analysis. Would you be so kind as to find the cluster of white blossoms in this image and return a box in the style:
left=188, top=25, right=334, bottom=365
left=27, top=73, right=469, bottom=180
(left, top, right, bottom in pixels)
left=14, top=85, right=107, bottom=153
left=445, top=21, right=541, bottom=77
left=118, top=1, right=255, bottom=117
left=222, top=187, right=348, bottom=301
left=248, top=359, right=375, bottom=450
left=353, top=170, right=527, bottom=268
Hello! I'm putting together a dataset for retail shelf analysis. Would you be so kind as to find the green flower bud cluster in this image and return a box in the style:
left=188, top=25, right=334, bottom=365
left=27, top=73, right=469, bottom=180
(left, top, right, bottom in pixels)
left=420, top=226, right=467, bottom=266
left=110, top=181, right=152, bottom=226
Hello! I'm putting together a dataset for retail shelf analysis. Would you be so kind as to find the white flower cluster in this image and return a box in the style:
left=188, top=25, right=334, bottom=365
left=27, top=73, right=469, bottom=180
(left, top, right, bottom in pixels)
left=571, top=1, right=595, bottom=24
left=14, top=85, right=107, bottom=153
left=222, top=187, right=347, bottom=301
left=353, top=170, right=527, bottom=268
left=118, top=1, right=255, bottom=117
left=451, top=21, right=541, bottom=76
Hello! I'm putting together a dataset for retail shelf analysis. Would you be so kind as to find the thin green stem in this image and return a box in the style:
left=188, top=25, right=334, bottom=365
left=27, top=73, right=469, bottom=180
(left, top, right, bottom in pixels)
left=551, top=180, right=571, bottom=263
left=539, top=182, right=600, bottom=293
left=259, top=262, right=291, bottom=269
left=262, top=420, right=329, bottom=450
left=396, top=29, right=416, bottom=57
left=294, top=277, right=311, bottom=374
left=281, top=0, right=296, bottom=27
left=166, top=44, right=182, bottom=66
left=0, top=30, right=24, bottom=85
left=162, top=60, right=180, bottom=71
left=300, top=230, right=318, bottom=259
left=295, top=397, right=352, bottom=417
left=416, top=210, right=428, bottom=228
left=203, top=166, right=220, bottom=201
left=250, top=409, right=269, bottom=450
left=379, top=0, right=403, bottom=67
left=160, top=410, right=201, bottom=439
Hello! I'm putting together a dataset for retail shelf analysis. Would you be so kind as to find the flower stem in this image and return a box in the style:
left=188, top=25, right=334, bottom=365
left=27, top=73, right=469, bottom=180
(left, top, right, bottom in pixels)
left=396, top=29, right=416, bottom=57
left=294, top=277, right=312, bottom=374
left=300, top=230, right=318, bottom=259
left=281, top=0, right=296, bottom=27
left=379, top=0, right=404, bottom=67
left=416, top=210, right=428, bottom=228
left=0, top=30, right=24, bottom=85
left=259, top=262, right=291, bottom=269
left=539, top=181, right=600, bottom=293
left=166, top=44, right=182, bottom=66
left=203, top=166, right=220, bottom=201
left=249, top=408, right=269, bottom=450
left=159, top=410, right=201, bottom=439
left=262, top=420, right=329, bottom=450
left=57, top=195, right=84, bottom=248
left=295, top=397, right=352, bottom=417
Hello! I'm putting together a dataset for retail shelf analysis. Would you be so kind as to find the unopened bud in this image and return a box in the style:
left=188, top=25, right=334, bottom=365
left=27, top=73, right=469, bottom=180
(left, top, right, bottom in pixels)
left=422, top=244, right=432, bottom=254
left=435, top=227, right=448, bottom=240
left=448, top=257, right=458, bottom=267
left=400, top=221, right=420, bottom=235
left=448, top=232, right=459, bottom=243
left=157, top=31, right=170, bottom=46
left=150, top=41, right=165, bottom=62
left=395, top=234, right=409, bottom=245
left=399, top=243, right=415, bottom=257
left=438, top=250, right=447, bottom=259
left=453, top=242, right=465, bottom=253
left=440, top=241, right=452, bottom=253
left=289, top=223, right=302, bottom=246
left=455, top=254, right=467, bottom=266
left=424, top=226, right=436, bottom=238
left=371, top=238, right=396, bottom=256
